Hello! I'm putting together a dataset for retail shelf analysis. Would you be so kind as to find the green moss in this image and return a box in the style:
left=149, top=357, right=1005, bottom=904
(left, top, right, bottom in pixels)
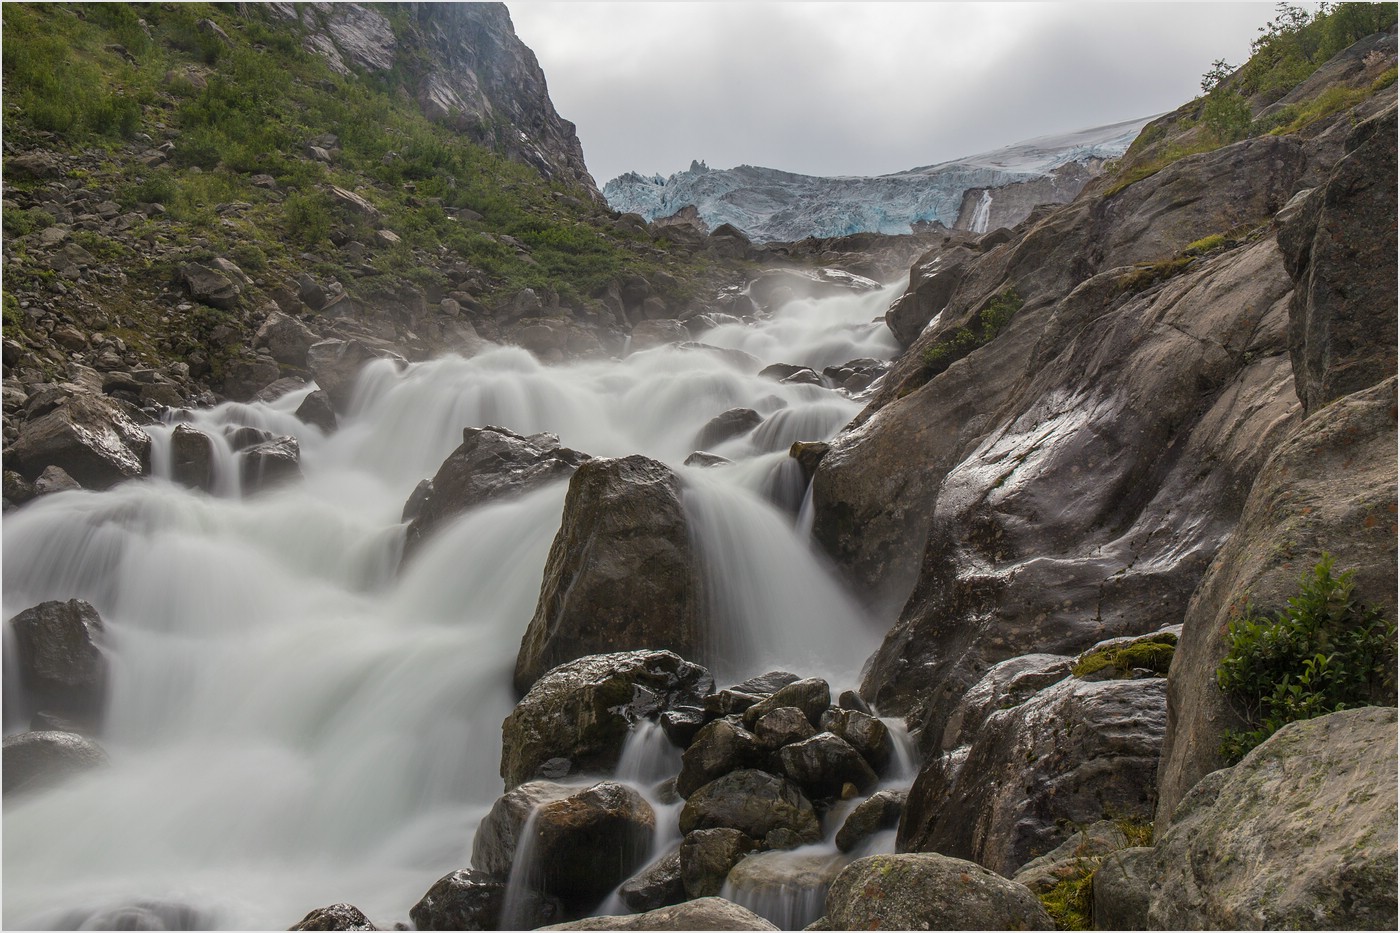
left=1072, top=633, right=1178, bottom=679
left=1038, top=864, right=1095, bottom=931
left=920, top=287, right=1023, bottom=376
left=1116, top=256, right=1195, bottom=293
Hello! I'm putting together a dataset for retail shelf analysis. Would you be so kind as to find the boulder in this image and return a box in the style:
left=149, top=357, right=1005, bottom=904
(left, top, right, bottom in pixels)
left=752, top=706, right=817, bottom=751
left=241, top=435, right=301, bottom=493
left=1010, top=819, right=1133, bottom=894
left=1277, top=103, right=1396, bottom=415
left=2, top=731, right=109, bottom=796
left=884, top=246, right=975, bottom=347
left=180, top=261, right=245, bottom=310
left=514, top=456, right=702, bottom=693
left=255, top=310, right=319, bottom=368
left=694, top=408, right=763, bottom=450
left=8, top=599, right=107, bottom=727
left=328, top=185, right=382, bottom=221
left=33, top=465, right=81, bottom=495
left=823, top=853, right=1054, bottom=931
left=777, top=733, right=878, bottom=800
left=630, top=319, right=691, bottom=350
left=680, top=828, right=758, bottom=899
left=288, top=903, right=378, bottom=931
left=900, top=674, right=1166, bottom=876
left=704, top=671, right=802, bottom=717
left=819, top=708, right=894, bottom=774
left=679, top=769, right=821, bottom=846
left=1147, top=708, right=1397, bottom=930
left=539, top=897, right=778, bottom=931
left=471, top=780, right=573, bottom=876
left=500, top=650, right=712, bottom=789
left=409, top=870, right=505, bottom=931
left=683, top=451, right=731, bottom=468
left=741, top=678, right=830, bottom=729
left=11, top=394, right=150, bottom=489
left=676, top=716, right=764, bottom=798
left=295, top=389, right=338, bottom=434
left=169, top=423, right=214, bottom=491
left=307, top=339, right=402, bottom=413
left=834, top=789, right=905, bottom=853
left=1090, top=846, right=1154, bottom=932
left=403, top=425, right=589, bottom=560
left=619, top=849, right=685, bottom=913
left=511, top=781, right=655, bottom=912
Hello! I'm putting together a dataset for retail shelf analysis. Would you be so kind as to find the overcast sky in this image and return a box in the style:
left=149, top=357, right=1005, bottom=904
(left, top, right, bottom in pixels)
left=508, top=2, right=1283, bottom=185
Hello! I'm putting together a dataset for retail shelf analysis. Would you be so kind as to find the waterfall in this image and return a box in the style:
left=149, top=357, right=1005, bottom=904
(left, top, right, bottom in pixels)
left=3, top=282, right=905, bottom=930
left=971, top=188, right=994, bottom=233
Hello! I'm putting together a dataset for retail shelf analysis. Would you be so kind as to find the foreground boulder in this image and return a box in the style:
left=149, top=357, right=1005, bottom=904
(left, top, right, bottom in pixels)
left=539, top=896, right=778, bottom=931
left=618, top=850, right=685, bottom=913
left=288, top=903, right=378, bottom=931
left=7, top=599, right=107, bottom=729
left=680, top=827, right=757, bottom=899
left=514, top=456, right=702, bottom=693
left=821, top=853, right=1054, bottom=930
left=10, top=394, right=150, bottom=489
left=500, top=650, right=712, bottom=789
left=1146, top=707, right=1397, bottom=930
left=2, top=731, right=108, bottom=796
left=240, top=435, right=302, bottom=493
left=723, top=849, right=849, bottom=930
left=678, top=769, right=820, bottom=846
left=403, top=425, right=589, bottom=560
left=409, top=870, right=511, bottom=932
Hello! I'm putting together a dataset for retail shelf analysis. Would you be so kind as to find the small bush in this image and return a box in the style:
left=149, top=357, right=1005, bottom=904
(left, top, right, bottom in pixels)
left=921, top=287, right=1022, bottom=373
left=1217, top=554, right=1396, bottom=763
left=1039, top=866, right=1095, bottom=931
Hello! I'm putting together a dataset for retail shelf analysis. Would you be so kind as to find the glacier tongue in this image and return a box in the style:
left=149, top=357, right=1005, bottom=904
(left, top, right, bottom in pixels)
left=603, top=115, right=1154, bottom=243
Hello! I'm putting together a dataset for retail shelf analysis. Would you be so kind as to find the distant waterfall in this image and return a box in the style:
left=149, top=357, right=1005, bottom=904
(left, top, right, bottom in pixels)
left=970, top=189, right=994, bottom=233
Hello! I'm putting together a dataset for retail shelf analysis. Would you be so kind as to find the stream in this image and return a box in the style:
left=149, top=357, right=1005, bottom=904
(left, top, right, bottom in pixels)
left=3, top=281, right=909, bottom=930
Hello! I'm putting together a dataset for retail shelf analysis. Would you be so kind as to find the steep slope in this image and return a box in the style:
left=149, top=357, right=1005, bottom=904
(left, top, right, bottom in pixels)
left=602, top=117, right=1148, bottom=242
left=801, top=13, right=1396, bottom=884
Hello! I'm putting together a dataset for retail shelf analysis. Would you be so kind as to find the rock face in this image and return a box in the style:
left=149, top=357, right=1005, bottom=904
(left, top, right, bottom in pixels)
left=11, top=394, right=150, bottom=489
left=402, top=425, right=589, bottom=559
left=821, top=853, right=1055, bottom=931
left=500, top=650, right=712, bottom=789
left=7, top=599, right=108, bottom=729
left=514, top=456, right=702, bottom=694
left=900, top=659, right=1166, bottom=876
left=821, top=134, right=1310, bottom=746
left=1277, top=104, right=1397, bottom=415
left=538, top=896, right=779, bottom=931
left=1147, top=708, right=1397, bottom=930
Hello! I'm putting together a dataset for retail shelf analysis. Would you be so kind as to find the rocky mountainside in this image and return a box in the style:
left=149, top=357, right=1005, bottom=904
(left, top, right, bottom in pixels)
left=601, top=116, right=1148, bottom=243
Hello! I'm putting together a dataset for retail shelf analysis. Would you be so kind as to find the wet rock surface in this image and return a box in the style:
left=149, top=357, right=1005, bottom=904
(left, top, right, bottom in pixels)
left=539, top=896, right=779, bottom=931
left=680, top=827, right=759, bottom=899
left=679, top=769, right=821, bottom=845
left=288, top=903, right=379, bottom=931
left=408, top=870, right=507, bottom=932
left=7, top=599, right=108, bottom=730
left=514, top=456, right=702, bottom=693
left=2, top=731, right=109, bottom=796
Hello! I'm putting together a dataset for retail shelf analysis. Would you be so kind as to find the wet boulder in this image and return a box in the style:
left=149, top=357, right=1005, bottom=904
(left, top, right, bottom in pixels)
left=241, top=435, right=302, bottom=493
left=501, top=650, right=712, bottom=789
left=169, top=423, right=214, bottom=491
left=694, top=408, right=763, bottom=451
left=834, top=789, right=906, bottom=853
left=33, top=465, right=81, bottom=496
left=619, top=849, right=685, bottom=913
left=295, top=389, right=338, bottom=434
left=900, top=671, right=1166, bottom=876
left=2, top=731, right=109, bottom=796
left=819, top=708, right=894, bottom=774
left=471, top=780, right=572, bottom=877
left=752, top=706, right=817, bottom=751
left=704, top=671, right=801, bottom=717
left=514, top=456, right=702, bottom=693
left=741, top=677, right=830, bottom=729
left=822, top=853, right=1054, bottom=931
left=724, top=850, right=849, bottom=930
left=8, top=599, right=107, bottom=729
left=11, top=394, right=150, bottom=489
left=679, top=769, right=821, bottom=846
left=288, top=903, right=378, bottom=931
left=1148, top=707, right=1397, bottom=930
left=676, top=716, right=764, bottom=798
left=307, top=339, right=403, bottom=413
left=777, top=733, right=878, bottom=800
left=884, top=246, right=975, bottom=347
left=410, top=868, right=543, bottom=932
left=680, top=828, right=758, bottom=899
left=403, top=425, right=589, bottom=560
left=540, top=896, right=778, bottom=931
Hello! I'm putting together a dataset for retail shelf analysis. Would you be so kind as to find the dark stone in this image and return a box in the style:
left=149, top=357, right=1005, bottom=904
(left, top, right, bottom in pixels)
left=679, top=828, right=757, bottom=899
left=835, top=790, right=906, bottom=853
left=11, top=394, right=150, bottom=489
left=753, top=707, right=817, bottom=750
left=820, top=708, right=894, bottom=774
left=777, top=733, right=878, bottom=800
left=514, top=456, right=701, bottom=694
left=8, top=599, right=107, bottom=728
left=169, top=424, right=214, bottom=491
left=619, top=849, right=685, bottom=913
left=3, top=730, right=108, bottom=796
left=676, top=717, right=763, bottom=798
left=409, top=869, right=505, bottom=931
left=741, top=678, right=830, bottom=729
left=241, top=435, right=301, bottom=493
left=401, top=479, right=433, bottom=523
left=694, top=408, right=763, bottom=451
left=289, top=903, right=378, bottom=931
left=33, top=465, right=81, bottom=495
left=824, top=854, right=1053, bottom=930
left=295, top=390, right=338, bottom=434
left=678, top=769, right=820, bottom=844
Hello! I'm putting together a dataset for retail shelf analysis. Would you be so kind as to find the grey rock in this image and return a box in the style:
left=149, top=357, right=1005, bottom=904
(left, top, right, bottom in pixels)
left=619, top=849, right=685, bottom=913
left=8, top=599, right=107, bottom=728
left=680, top=828, right=758, bottom=899
left=824, top=853, right=1054, bottom=930
left=11, top=394, right=150, bottom=489
left=753, top=706, right=817, bottom=751
left=679, top=769, right=821, bottom=845
left=742, top=678, right=830, bottom=729
left=295, top=390, right=337, bottom=434
left=1090, top=846, right=1153, bottom=931
left=1148, top=708, right=1397, bottom=930
left=169, top=423, right=214, bottom=491
left=704, top=671, right=802, bottom=717
left=33, top=465, right=81, bottom=495
left=683, top=451, right=731, bottom=468
left=539, top=896, right=778, bottom=931
left=471, top=781, right=573, bottom=877
left=241, top=435, right=301, bottom=493
left=288, top=903, right=378, bottom=931
left=820, top=708, right=894, bottom=774
left=834, top=789, right=906, bottom=853
left=403, top=425, right=588, bottom=561
left=500, top=650, right=712, bottom=790
left=1010, top=820, right=1133, bottom=894
left=409, top=869, right=506, bottom=931
left=694, top=408, right=763, bottom=450
left=3, top=730, right=109, bottom=796
left=180, top=261, right=243, bottom=310
left=676, top=716, right=763, bottom=798
left=255, top=310, right=319, bottom=368
left=514, top=456, right=701, bottom=693
left=778, top=733, right=878, bottom=800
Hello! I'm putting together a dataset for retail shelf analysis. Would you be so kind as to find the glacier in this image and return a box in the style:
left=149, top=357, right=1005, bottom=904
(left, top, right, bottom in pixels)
left=603, top=115, right=1154, bottom=243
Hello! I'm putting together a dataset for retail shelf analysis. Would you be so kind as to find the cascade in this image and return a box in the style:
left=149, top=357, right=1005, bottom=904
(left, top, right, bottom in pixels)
left=3, top=282, right=906, bottom=930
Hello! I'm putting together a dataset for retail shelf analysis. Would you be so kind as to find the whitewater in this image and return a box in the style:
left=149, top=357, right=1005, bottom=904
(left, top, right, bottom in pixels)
left=3, top=281, right=909, bottom=930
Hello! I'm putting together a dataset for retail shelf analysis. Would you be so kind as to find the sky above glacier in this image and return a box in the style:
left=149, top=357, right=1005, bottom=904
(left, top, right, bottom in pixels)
left=508, top=2, right=1287, bottom=185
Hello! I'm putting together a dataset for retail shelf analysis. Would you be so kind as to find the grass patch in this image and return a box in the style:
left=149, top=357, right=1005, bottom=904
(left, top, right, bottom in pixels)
left=1039, top=865, right=1095, bottom=931
left=921, top=286, right=1022, bottom=373
left=1073, top=632, right=1178, bottom=679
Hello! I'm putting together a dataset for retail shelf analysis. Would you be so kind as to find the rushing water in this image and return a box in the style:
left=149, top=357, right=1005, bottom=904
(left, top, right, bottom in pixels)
left=3, top=283, right=904, bottom=930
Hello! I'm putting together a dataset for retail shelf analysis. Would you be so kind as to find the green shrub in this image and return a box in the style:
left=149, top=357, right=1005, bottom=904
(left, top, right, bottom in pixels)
left=921, top=287, right=1022, bottom=372
left=1202, top=89, right=1253, bottom=143
left=283, top=190, right=334, bottom=248
left=1217, top=554, right=1396, bottom=763
left=1038, top=866, right=1095, bottom=931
